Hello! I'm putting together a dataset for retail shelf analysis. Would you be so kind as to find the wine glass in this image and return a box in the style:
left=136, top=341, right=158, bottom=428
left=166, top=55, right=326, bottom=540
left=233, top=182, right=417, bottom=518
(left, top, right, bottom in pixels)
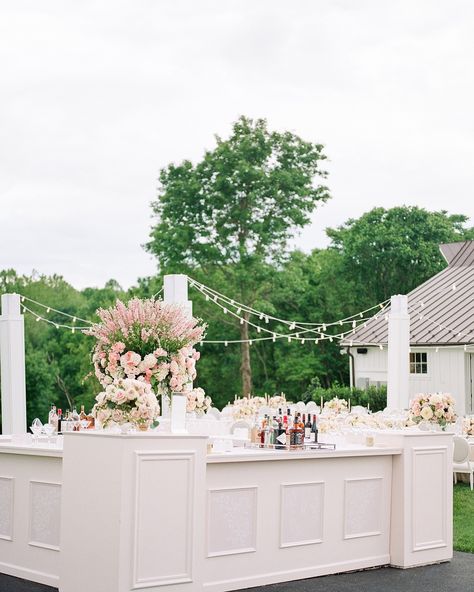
left=30, top=418, right=43, bottom=444
left=43, top=423, right=55, bottom=445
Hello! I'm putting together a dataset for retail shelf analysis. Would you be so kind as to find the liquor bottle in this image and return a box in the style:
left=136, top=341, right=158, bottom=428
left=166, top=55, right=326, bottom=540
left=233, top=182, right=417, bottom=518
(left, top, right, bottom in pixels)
left=294, top=414, right=304, bottom=448
left=305, top=414, right=312, bottom=440
left=57, top=409, right=63, bottom=433
left=260, top=416, right=267, bottom=446
left=275, top=420, right=287, bottom=449
left=287, top=408, right=293, bottom=429
left=48, top=404, right=56, bottom=425
left=79, top=405, right=87, bottom=421
left=50, top=406, right=58, bottom=432
left=311, top=415, right=318, bottom=443
left=71, top=407, right=80, bottom=431
left=250, top=414, right=259, bottom=444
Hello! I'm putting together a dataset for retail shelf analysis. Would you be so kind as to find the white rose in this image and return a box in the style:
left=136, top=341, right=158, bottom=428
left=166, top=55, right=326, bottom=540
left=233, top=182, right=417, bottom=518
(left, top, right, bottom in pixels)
left=420, top=406, right=434, bottom=420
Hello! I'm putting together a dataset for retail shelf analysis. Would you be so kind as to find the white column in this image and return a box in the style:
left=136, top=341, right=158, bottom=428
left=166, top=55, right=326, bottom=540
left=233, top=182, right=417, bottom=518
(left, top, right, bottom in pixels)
left=387, top=294, right=410, bottom=410
left=0, top=293, right=27, bottom=434
left=163, top=274, right=192, bottom=317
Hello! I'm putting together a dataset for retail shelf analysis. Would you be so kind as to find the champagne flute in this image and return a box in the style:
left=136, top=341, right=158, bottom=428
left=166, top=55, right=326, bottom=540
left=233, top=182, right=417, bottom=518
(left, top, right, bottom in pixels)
left=30, top=418, right=43, bottom=445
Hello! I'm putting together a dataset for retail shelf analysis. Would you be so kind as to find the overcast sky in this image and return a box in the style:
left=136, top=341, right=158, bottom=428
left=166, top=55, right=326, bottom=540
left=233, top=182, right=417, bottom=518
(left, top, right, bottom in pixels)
left=1, top=0, right=474, bottom=289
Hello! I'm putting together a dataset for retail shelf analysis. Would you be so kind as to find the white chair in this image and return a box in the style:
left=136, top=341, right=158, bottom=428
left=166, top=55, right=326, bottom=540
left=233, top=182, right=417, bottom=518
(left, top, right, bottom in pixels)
left=206, top=407, right=221, bottom=420
left=453, top=436, right=474, bottom=490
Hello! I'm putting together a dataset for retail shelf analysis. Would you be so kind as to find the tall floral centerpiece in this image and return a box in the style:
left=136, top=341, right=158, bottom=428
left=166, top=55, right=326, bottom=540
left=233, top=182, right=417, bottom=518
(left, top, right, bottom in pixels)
left=84, top=298, right=207, bottom=429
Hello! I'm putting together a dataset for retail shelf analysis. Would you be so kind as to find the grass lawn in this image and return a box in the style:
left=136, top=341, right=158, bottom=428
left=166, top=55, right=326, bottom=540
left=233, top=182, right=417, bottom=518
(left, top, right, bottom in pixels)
left=453, top=483, right=474, bottom=553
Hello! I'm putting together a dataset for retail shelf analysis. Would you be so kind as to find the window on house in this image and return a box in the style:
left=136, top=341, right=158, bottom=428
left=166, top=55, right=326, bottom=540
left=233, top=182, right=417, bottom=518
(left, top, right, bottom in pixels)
left=410, top=352, right=428, bottom=374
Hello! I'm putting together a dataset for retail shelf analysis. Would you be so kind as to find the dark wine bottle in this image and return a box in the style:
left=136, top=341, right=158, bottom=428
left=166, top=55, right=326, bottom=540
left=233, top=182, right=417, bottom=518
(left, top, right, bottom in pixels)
left=311, top=414, right=318, bottom=443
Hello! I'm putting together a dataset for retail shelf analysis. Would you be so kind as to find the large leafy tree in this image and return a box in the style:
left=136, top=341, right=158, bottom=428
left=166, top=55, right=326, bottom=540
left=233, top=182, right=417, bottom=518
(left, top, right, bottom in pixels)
left=327, top=206, right=474, bottom=304
left=146, top=116, right=330, bottom=395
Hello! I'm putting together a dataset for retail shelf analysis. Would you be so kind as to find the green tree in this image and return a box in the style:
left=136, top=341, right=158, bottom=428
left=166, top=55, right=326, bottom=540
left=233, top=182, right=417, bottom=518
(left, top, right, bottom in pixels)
left=146, top=116, right=330, bottom=395
left=327, top=206, right=474, bottom=304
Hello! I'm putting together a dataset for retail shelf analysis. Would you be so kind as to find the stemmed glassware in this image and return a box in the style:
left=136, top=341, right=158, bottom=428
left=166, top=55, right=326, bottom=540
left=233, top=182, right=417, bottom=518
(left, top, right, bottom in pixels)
left=43, top=423, right=55, bottom=445
left=30, top=418, right=43, bottom=444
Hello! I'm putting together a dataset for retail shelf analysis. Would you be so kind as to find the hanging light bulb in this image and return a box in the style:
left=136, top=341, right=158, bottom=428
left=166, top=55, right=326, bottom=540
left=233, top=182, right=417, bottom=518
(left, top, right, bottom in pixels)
left=205, top=294, right=210, bottom=301
left=379, top=344, right=383, bottom=350
left=72, top=317, right=76, bottom=323
left=301, top=338, right=305, bottom=344
left=435, top=347, right=439, bottom=353
left=352, top=320, right=356, bottom=328
left=315, top=338, right=319, bottom=344
left=46, top=307, right=50, bottom=313
left=230, top=299, right=235, bottom=305
left=339, top=320, right=343, bottom=326
left=54, top=323, right=59, bottom=329
left=272, top=334, right=276, bottom=342
left=213, top=295, right=218, bottom=302
left=36, top=316, right=41, bottom=322
left=259, top=313, right=263, bottom=320
left=223, top=308, right=228, bottom=314
left=249, top=340, right=253, bottom=346
left=329, top=336, right=333, bottom=342
left=452, top=283, right=457, bottom=291
left=322, top=324, right=326, bottom=331
left=224, top=341, right=228, bottom=347
left=349, top=340, right=353, bottom=347
left=237, top=307, right=242, bottom=314
left=257, top=326, right=261, bottom=333
left=240, top=318, right=244, bottom=325
left=359, top=312, right=363, bottom=318
left=72, top=327, right=75, bottom=334
left=289, top=322, right=296, bottom=330
left=288, top=336, right=292, bottom=343
left=265, top=316, right=269, bottom=324
left=379, top=303, right=384, bottom=309
left=21, top=296, right=25, bottom=302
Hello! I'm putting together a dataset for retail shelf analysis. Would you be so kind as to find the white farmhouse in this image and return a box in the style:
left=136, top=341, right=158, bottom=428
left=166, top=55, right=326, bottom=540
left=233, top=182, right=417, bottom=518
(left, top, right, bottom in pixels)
left=343, top=240, right=474, bottom=415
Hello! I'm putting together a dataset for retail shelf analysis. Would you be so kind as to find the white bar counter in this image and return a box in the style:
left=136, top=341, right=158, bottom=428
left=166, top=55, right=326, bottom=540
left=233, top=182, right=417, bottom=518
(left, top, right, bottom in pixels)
left=0, top=429, right=453, bottom=592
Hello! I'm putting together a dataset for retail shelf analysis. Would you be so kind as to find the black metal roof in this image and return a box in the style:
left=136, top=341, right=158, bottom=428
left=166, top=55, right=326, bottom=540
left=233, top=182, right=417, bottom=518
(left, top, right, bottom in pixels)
left=342, top=240, right=474, bottom=346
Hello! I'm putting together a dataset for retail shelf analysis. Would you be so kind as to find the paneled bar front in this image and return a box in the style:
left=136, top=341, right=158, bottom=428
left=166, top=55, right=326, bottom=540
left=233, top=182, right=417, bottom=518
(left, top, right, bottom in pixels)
left=0, top=429, right=452, bottom=591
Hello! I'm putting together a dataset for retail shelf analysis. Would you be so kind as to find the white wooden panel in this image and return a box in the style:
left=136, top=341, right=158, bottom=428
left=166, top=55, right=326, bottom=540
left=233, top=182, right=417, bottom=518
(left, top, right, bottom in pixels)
left=29, top=481, right=61, bottom=551
left=280, top=481, right=324, bottom=548
left=132, top=451, right=194, bottom=588
left=0, top=476, right=14, bottom=541
left=344, top=477, right=382, bottom=539
left=207, top=487, right=257, bottom=557
left=412, top=447, right=447, bottom=552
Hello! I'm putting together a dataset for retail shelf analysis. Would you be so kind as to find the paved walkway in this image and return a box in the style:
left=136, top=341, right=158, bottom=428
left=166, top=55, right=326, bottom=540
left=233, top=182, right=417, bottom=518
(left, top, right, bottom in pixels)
left=1, top=552, right=473, bottom=591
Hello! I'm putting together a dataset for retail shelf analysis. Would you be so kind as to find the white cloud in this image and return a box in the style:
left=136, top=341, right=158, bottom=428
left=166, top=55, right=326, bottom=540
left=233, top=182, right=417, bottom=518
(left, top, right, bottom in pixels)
left=1, top=0, right=473, bottom=288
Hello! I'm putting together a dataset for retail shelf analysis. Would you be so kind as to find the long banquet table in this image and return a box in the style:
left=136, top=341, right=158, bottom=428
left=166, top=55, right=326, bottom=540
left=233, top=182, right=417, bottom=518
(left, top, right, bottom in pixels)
left=0, top=428, right=453, bottom=592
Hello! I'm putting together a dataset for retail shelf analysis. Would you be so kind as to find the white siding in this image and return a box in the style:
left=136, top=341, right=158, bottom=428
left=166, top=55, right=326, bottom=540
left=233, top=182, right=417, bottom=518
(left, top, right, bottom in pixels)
left=352, top=347, right=467, bottom=415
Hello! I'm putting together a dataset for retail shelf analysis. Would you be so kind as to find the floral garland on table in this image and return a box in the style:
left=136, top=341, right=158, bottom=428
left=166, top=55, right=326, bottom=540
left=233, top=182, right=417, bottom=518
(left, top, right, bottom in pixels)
left=186, top=387, right=212, bottom=416
left=84, top=298, right=207, bottom=427
left=463, top=416, right=474, bottom=436
left=408, top=393, right=457, bottom=430
left=323, top=397, right=348, bottom=415
left=93, top=378, right=160, bottom=428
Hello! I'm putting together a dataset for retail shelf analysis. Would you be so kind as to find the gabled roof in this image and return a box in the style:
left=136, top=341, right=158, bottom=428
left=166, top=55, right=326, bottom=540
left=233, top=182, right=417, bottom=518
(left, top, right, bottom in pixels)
left=342, top=240, right=474, bottom=346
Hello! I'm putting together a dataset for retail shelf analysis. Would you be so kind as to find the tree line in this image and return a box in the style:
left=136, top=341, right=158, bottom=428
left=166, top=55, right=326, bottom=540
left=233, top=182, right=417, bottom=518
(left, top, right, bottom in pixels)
left=1, top=117, right=473, bottom=424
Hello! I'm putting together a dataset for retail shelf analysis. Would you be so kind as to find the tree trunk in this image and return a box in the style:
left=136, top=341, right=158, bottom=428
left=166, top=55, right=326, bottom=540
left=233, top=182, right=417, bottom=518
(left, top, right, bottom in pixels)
left=240, top=312, right=252, bottom=396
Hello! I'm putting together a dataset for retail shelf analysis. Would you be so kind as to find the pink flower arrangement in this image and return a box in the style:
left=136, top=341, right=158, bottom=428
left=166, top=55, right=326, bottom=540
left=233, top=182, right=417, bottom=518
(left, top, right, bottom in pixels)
left=92, top=378, right=160, bottom=428
left=463, top=416, right=474, bottom=436
left=186, top=387, right=212, bottom=416
left=408, top=393, right=457, bottom=430
left=84, top=298, right=206, bottom=397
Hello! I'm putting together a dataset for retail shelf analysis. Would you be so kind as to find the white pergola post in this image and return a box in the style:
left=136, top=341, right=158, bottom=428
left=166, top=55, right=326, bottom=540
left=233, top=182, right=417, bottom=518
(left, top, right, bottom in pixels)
left=163, top=275, right=193, bottom=429
left=0, top=293, right=27, bottom=434
left=163, top=274, right=192, bottom=317
left=387, top=294, right=410, bottom=410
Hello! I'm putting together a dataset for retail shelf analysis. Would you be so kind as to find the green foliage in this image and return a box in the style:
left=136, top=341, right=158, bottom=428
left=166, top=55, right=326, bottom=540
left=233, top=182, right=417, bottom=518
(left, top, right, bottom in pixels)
left=304, top=382, right=387, bottom=412
left=146, top=116, right=331, bottom=395
left=453, top=483, right=474, bottom=553
left=147, top=115, right=330, bottom=271
left=327, top=206, right=474, bottom=304
left=1, top=204, right=473, bottom=429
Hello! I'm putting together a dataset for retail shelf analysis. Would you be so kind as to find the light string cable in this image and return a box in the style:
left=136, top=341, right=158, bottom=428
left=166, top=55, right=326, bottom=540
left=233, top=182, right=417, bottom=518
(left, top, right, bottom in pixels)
left=188, top=276, right=390, bottom=331
left=407, top=303, right=474, bottom=341
left=19, top=294, right=93, bottom=325
left=191, top=281, right=380, bottom=345
left=21, top=304, right=91, bottom=332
